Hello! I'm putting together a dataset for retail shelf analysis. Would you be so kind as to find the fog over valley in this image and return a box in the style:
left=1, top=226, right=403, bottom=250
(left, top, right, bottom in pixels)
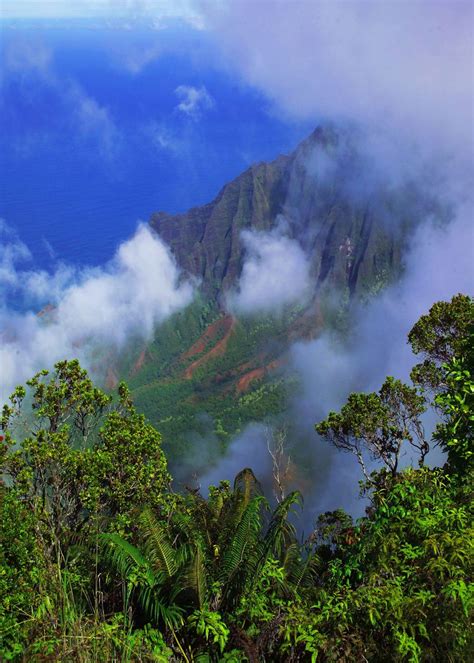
left=1, top=1, right=473, bottom=516
left=1, top=3, right=473, bottom=661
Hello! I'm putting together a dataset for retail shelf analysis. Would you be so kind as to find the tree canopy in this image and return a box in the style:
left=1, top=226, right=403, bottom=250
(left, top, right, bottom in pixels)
left=1, top=294, right=472, bottom=661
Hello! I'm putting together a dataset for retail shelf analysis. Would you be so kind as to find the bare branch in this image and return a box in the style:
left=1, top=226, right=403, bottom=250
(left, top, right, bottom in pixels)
left=266, top=425, right=292, bottom=503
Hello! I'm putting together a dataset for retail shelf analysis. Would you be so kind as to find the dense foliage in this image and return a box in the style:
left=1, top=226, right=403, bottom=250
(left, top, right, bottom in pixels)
left=1, top=295, right=473, bottom=661
left=121, top=298, right=296, bottom=464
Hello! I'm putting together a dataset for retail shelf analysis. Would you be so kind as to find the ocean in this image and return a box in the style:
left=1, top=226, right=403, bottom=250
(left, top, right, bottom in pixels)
left=0, top=21, right=313, bottom=272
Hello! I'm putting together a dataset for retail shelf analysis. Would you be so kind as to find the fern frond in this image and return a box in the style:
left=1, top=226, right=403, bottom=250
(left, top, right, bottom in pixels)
left=281, top=540, right=300, bottom=567
left=138, top=585, right=184, bottom=629
left=183, top=542, right=208, bottom=609
left=297, top=551, right=322, bottom=589
left=220, top=495, right=266, bottom=585
left=289, top=548, right=321, bottom=590
left=217, top=470, right=266, bottom=552
left=139, top=508, right=179, bottom=578
left=101, top=527, right=184, bottom=631
left=233, top=468, right=262, bottom=508
left=264, top=491, right=302, bottom=559
left=100, top=532, right=155, bottom=586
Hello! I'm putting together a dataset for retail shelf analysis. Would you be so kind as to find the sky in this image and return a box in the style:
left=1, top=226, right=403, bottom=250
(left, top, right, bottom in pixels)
left=0, top=1, right=314, bottom=399
left=0, top=13, right=313, bottom=271
left=1, top=0, right=204, bottom=23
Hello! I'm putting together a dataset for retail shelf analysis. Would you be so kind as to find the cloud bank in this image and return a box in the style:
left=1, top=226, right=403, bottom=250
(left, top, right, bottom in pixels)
left=208, top=207, right=473, bottom=527
left=0, top=224, right=194, bottom=402
left=228, top=223, right=311, bottom=315
left=119, top=42, right=163, bottom=74
left=2, top=0, right=205, bottom=27
left=289, top=206, right=473, bottom=517
left=202, top=1, right=472, bottom=159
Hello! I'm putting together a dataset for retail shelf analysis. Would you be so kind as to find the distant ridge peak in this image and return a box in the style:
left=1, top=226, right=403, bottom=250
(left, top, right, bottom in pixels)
left=150, top=125, right=419, bottom=301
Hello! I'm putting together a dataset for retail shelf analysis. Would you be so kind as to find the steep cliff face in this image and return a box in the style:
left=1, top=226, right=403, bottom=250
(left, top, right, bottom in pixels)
left=151, top=127, right=414, bottom=301
left=126, top=127, right=433, bottom=464
left=151, top=154, right=290, bottom=297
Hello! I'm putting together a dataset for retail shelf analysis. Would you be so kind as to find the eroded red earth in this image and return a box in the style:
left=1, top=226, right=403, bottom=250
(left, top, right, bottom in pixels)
left=183, top=316, right=236, bottom=379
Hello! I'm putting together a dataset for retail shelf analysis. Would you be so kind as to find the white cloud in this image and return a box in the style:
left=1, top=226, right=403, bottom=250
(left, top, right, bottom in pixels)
left=2, top=1, right=114, bottom=19
left=67, top=82, right=122, bottom=161
left=145, top=0, right=206, bottom=30
left=145, top=121, right=182, bottom=153
left=3, top=38, right=53, bottom=75
left=203, top=0, right=472, bottom=322
left=0, top=224, right=195, bottom=402
left=201, top=2, right=472, bottom=160
left=284, top=206, right=474, bottom=518
left=2, top=0, right=206, bottom=28
left=0, top=220, right=32, bottom=288
left=174, top=84, right=214, bottom=118
left=292, top=207, right=473, bottom=468
left=228, top=224, right=311, bottom=315
left=199, top=423, right=272, bottom=494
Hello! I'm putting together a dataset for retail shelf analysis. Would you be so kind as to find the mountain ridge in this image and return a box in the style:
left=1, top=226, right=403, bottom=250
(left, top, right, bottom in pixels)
left=118, top=125, right=432, bottom=466
left=150, top=126, right=411, bottom=303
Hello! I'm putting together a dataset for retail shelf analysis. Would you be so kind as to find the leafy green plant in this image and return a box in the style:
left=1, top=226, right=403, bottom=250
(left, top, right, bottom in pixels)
left=1, top=295, right=472, bottom=661
left=188, top=609, right=230, bottom=653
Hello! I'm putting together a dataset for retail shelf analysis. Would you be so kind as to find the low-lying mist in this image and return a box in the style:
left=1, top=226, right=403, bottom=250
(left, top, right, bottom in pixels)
left=1, top=0, right=472, bottom=531
left=195, top=206, right=472, bottom=528
left=0, top=223, right=195, bottom=404
left=186, top=0, right=473, bottom=525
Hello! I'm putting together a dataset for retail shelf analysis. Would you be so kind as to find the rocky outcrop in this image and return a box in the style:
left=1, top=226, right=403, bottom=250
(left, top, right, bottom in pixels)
left=151, top=127, right=418, bottom=301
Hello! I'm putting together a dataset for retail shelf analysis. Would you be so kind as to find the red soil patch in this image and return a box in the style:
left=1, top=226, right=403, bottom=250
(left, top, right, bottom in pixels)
left=131, top=348, right=147, bottom=376
left=267, top=358, right=284, bottom=371
left=105, top=367, right=119, bottom=390
left=182, top=316, right=233, bottom=361
left=184, top=316, right=235, bottom=379
left=236, top=367, right=266, bottom=393
left=235, top=358, right=285, bottom=394
left=234, top=354, right=266, bottom=375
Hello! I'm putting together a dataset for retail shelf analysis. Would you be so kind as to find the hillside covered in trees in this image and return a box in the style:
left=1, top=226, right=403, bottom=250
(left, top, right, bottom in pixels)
left=1, top=294, right=473, bottom=662
left=114, top=126, right=444, bottom=466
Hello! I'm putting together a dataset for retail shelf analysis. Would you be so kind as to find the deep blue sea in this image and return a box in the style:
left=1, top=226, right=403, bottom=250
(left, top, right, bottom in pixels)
left=0, top=21, right=313, bottom=272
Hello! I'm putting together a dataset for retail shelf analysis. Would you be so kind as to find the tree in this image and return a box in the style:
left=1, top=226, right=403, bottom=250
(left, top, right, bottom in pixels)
left=0, top=487, right=47, bottom=659
left=408, top=293, right=474, bottom=392
left=0, top=360, right=174, bottom=660
left=1, top=359, right=171, bottom=556
left=407, top=294, right=474, bottom=474
left=283, top=466, right=474, bottom=662
left=315, top=377, right=428, bottom=482
left=433, top=335, right=474, bottom=475
left=305, top=295, right=474, bottom=661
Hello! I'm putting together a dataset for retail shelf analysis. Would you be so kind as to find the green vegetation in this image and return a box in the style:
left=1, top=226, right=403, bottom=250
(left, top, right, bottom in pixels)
left=120, top=299, right=300, bottom=461
left=1, top=295, right=473, bottom=661
left=124, top=125, right=434, bottom=467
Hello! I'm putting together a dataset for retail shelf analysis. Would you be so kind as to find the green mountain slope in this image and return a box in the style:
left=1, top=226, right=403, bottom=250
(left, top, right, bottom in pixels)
left=150, top=127, right=418, bottom=300
left=117, top=127, right=434, bottom=468
left=116, top=298, right=301, bottom=468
